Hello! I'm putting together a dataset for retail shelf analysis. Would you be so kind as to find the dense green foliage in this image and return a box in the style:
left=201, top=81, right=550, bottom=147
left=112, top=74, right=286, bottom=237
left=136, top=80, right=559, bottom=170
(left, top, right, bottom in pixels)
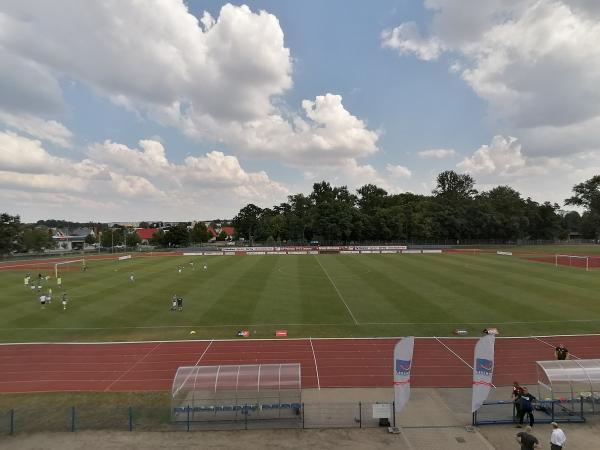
left=0, top=213, right=54, bottom=254
left=2, top=251, right=600, bottom=342
left=232, top=171, right=583, bottom=243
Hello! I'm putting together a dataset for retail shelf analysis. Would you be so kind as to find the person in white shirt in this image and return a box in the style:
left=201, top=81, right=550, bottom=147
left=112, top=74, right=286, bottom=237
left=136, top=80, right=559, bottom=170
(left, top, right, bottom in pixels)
left=550, top=422, right=566, bottom=450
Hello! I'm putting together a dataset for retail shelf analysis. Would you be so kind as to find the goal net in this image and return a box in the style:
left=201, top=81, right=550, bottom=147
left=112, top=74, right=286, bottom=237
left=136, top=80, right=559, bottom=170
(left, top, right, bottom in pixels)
left=54, top=258, right=86, bottom=278
left=555, top=254, right=589, bottom=271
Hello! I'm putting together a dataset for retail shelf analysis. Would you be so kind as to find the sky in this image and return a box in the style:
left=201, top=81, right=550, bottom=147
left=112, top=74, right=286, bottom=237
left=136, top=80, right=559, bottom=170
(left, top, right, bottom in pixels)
left=1, top=0, right=599, bottom=222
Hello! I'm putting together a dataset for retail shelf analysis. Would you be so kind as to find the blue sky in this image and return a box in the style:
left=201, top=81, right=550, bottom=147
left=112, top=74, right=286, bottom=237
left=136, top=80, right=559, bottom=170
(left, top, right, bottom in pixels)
left=1, top=1, right=599, bottom=221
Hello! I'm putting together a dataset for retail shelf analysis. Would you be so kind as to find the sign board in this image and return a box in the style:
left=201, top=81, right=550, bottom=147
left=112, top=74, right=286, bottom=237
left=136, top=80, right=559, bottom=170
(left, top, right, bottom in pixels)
left=275, top=330, right=288, bottom=337
left=496, top=251, right=513, bottom=256
left=372, top=403, right=392, bottom=419
left=118, top=255, right=132, bottom=260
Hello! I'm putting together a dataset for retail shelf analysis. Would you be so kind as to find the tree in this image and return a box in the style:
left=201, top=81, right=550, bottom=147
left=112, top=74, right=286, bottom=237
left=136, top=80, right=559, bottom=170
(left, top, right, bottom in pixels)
left=85, top=234, right=96, bottom=245
left=232, top=204, right=263, bottom=240
left=165, top=223, right=190, bottom=247
left=565, top=175, right=600, bottom=212
left=125, top=230, right=141, bottom=247
left=0, top=213, right=22, bottom=254
left=432, top=171, right=477, bottom=201
left=22, top=227, right=54, bottom=252
left=190, top=222, right=209, bottom=243
left=217, top=230, right=228, bottom=241
left=566, top=176, right=600, bottom=238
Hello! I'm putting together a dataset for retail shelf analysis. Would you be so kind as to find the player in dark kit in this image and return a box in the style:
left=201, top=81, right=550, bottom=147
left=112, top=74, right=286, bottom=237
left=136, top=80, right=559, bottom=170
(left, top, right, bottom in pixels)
left=555, top=344, right=569, bottom=360
left=517, top=387, right=536, bottom=427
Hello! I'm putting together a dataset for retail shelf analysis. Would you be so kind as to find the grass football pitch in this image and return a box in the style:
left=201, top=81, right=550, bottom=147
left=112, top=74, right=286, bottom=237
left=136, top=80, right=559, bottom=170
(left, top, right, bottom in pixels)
left=2, top=252, right=600, bottom=342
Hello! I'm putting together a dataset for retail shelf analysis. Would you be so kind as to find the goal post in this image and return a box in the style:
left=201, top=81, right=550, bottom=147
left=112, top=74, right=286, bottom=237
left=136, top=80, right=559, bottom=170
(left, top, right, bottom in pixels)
left=54, top=258, right=86, bottom=278
left=555, top=254, right=589, bottom=271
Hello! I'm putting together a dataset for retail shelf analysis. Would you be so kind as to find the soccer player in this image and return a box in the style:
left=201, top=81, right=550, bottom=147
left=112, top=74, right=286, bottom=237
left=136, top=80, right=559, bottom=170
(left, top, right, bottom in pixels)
left=177, top=297, right=183, bottom=311
left=178, top=266, right=182, bottom=274
left=203, top=264, right=207, bottom=271
left=39, top=294, right=47, bottom=309
left=171, top=295, right=177, bottom=311
left=129, top=273, right=135, bottom=282
left=61, top=293, right=68, bottom=310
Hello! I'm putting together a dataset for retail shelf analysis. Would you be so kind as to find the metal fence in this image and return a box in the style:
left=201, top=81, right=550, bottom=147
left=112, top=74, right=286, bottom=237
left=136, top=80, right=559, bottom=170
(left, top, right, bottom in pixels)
left=2, top=401, right=395, bottom=434
left=473, top=399, right=586, bottom=426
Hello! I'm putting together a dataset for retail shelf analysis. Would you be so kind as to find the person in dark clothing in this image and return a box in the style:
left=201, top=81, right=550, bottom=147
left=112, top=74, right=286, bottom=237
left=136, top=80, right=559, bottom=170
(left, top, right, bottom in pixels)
left=516, top=426, right=540, bottom=449
left=555, top=344, right=569, bottom=360
left=512, top=381, right=524, bottom=418
left=177, top=297, right=183, bottom=312
left=517, top=387, right=536, bottom=427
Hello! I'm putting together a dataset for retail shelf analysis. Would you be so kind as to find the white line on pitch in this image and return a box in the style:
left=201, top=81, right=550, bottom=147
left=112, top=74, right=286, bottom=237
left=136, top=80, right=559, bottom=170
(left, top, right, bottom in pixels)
left=309, top=337, right=321, bottom=390
left=104, top=342, right=161, bottom=391
left=314, top=255, right=359, bottom=325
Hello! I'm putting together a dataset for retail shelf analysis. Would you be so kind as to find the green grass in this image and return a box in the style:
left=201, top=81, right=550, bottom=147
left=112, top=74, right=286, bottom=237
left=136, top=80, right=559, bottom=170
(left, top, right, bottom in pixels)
left=2, top=251, right=600, bottom=342
left=0, top=391, right=171, bottom=432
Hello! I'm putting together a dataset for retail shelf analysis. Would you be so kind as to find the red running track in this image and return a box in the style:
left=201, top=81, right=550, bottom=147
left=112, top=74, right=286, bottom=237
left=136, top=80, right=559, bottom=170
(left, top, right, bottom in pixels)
left=1, top=336, right=600, bottom=393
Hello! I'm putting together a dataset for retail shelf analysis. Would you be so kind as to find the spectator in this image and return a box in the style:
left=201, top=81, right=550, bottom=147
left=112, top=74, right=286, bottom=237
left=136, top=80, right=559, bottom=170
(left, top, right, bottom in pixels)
left=512, top=381, right=524, bottom=418
left=517, top=387, right=536, bottom=427
left=516, top=425, right=540, bottom=449
left=550, top=422, right=566, bottom=450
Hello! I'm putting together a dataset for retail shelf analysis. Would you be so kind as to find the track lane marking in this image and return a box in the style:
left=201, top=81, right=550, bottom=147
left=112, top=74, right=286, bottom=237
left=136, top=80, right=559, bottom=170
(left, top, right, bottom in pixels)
left=309, top=337, right=321, bottom=390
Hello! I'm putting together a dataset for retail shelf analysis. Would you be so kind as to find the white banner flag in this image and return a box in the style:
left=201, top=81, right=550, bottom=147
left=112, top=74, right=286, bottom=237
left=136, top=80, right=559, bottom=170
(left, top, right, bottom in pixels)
left=471, top=334, right=495, bottom=413
left=393, top=337, right=415, bottom=414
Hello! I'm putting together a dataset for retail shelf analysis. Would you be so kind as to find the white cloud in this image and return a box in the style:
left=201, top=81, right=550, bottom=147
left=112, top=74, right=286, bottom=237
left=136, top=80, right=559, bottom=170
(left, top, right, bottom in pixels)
left=383, top=1, right=600, bottom=158
left=0, top=131, right=289, bottom=221
left=381, top=22, right=445, bottom=61
left=0, top=112, right=73, bottom=147
left=0, top=2, right=379, bottom=169
left=417, top=148, right=457, bottom=159
left=385, top=164, right=412, bottom=178
left=457, top=135, right=526, bottom=176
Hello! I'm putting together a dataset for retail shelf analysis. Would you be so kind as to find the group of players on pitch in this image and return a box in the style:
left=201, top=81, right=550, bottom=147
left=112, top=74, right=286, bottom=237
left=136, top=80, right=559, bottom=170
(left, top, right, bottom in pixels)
left=169, top=261, right=208, bottom=312
left=25, top=272, right=69, bottom=310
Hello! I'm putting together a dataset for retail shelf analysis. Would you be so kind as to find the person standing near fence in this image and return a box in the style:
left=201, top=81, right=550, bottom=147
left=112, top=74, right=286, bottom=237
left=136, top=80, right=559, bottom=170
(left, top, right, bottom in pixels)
left=512, top=381, right=524, bottom=418
left=517, top=387, right=536, bottom=427
left=549, top=422, right=566, bottom=450
left=516, top=426, right=540, bottom=449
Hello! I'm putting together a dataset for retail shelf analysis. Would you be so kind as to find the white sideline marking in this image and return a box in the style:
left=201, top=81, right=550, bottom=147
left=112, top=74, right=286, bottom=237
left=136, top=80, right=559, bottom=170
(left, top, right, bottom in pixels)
left=104, top=342, right=161, bottom=391
left=532, top=336, right=580, bottom=359
left=2, top=333, right=600, bottom=346
left=309, top=337, right=321, bottom=390
left=5, top=318, right=600, bottom=332
left=314, top=255, right=359, bottom=325
left=434, top=336, right=496, bottom=388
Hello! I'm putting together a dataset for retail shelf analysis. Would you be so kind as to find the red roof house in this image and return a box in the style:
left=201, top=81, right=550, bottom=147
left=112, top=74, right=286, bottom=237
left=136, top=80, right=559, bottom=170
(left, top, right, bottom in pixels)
left=135, top=228, right=159, bottom=243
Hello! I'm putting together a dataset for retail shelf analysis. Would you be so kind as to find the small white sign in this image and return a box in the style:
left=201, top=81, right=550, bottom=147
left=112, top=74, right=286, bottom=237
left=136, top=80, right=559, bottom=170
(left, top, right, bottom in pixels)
left=372, top=403, right=392, bottom=419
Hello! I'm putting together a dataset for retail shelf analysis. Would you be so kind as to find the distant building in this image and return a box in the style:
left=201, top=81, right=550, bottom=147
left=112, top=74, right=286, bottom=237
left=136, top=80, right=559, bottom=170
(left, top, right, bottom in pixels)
left=52, top=228, right=95, bottom=251
left=135, top=228, right=159, bottom=245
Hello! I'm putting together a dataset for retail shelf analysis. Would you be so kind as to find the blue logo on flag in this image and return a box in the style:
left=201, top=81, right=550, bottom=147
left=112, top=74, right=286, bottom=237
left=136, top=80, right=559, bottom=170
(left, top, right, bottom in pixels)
left=476, top=358, right=494, bottom=375
left=395, top=359, right=411, bottom=376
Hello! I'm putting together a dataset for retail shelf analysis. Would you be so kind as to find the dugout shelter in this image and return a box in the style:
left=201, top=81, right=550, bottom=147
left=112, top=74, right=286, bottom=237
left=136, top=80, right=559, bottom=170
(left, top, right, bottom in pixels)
left=537, top=359, right=600, bottom=414
left=171, top=363, right=302, bottom=426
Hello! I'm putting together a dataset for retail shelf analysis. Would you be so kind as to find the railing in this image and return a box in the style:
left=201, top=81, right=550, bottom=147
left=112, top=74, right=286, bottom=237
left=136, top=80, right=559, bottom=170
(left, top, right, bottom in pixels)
left=473, top=399, right=586, bottom=426
left=2, top=401, right=396, bottom=434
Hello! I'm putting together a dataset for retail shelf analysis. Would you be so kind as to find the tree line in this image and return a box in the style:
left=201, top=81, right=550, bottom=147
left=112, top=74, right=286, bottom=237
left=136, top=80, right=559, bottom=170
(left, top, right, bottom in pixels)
left=231, top=171, right=597, bottom=244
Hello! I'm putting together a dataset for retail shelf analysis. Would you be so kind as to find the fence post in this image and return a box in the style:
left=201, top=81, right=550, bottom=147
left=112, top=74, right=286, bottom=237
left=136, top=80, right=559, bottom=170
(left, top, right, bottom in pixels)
left=359, top=402, right=362, bottom=428
left=392, top=401, right=396, bottom=427
left=186, top=405, right=190, bottom=432
left=244, top=404, right=248, bottom=430
left=71, top=406, right=76, bottom=432
left=302, top=403, right=305, bottom=429
left=128, top=407, right=133, bottom=432
left=10, top=409, right=14, bottom=435
left=551, top=401, right=555, bottom=422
